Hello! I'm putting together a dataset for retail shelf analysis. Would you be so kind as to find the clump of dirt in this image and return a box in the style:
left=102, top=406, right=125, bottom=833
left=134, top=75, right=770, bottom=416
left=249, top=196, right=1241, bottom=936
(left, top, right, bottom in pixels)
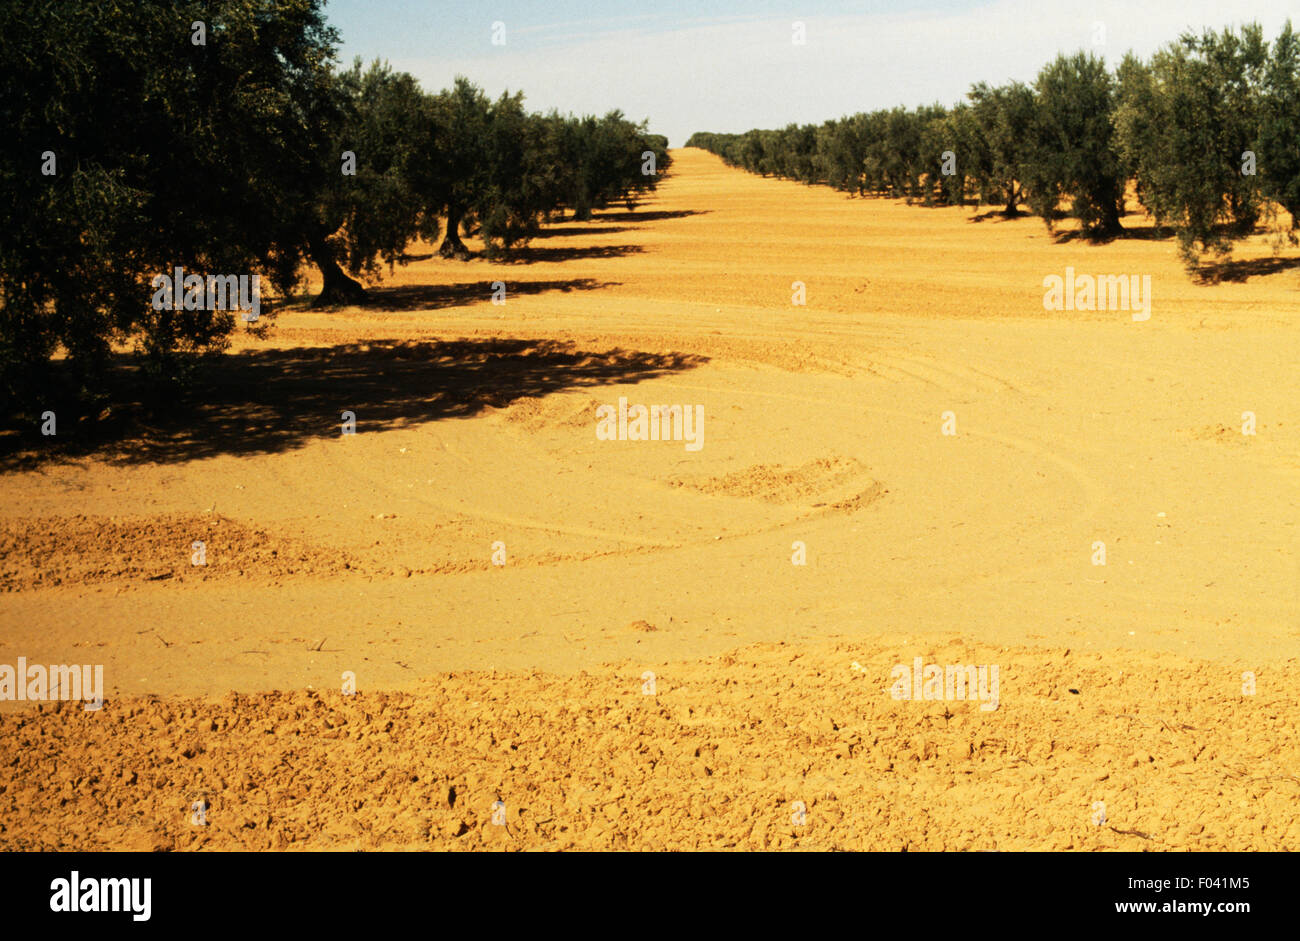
left=672, top=457, right=870, bottom=504
left=501, top=393, right=605, bottom=432
left=0, top=514, right=365, bottom=591
left=1, top=640, right=1294, bottom=851
left=1187, top=423, right=1253, bottom=444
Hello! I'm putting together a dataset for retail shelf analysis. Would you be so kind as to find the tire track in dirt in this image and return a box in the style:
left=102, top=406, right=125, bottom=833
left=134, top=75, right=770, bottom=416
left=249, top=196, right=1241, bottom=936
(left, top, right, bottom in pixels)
left=665, top=379, right=1109, bottom=593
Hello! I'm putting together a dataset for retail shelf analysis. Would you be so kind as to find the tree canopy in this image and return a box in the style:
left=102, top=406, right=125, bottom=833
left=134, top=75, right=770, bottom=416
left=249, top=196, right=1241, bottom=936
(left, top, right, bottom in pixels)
left=688, top=20, right=1300, bottom=266
left=0, top=0, right=670, bottom=408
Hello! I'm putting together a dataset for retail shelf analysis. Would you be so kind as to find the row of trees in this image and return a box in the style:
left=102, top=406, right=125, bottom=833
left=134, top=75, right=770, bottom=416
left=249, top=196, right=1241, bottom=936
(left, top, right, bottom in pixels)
left=0, top=0, right=669, bottom=407
left=312, top=70, right=668, bottom=300
left=688, top=22, right=1300, bottom=265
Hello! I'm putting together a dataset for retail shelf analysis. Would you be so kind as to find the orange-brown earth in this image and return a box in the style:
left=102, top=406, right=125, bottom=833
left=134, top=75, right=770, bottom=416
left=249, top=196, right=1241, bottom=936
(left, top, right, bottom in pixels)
left=1, top=148, right=1297, bottom=850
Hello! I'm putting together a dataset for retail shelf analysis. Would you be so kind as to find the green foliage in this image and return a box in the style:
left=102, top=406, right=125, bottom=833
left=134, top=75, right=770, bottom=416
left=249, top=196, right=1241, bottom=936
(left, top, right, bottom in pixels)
left=1115, top=26, right=1269, bottom=265
left=1024, top=52, right=1125, bottom=235
left=0, top=0, right=339, bottom=404
left=689, top=19, right=1300, bottom=257
left=426, top=80, right=668, bottom=256
left=547, top=110, right=669, bottom=223
left=1258, top=24, right=1300, bottom=235
left=309, top=60, right=440, bottom=290
left=965, top=82, right=1035, bottom=213
left=692, top=105, right=963, bottom=205
left=0, top=5, right=669, bottom=408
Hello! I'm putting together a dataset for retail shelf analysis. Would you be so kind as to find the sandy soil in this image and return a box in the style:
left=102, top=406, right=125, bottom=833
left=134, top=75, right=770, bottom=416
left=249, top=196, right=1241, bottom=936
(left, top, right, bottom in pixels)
left=1, top=148, right=1297, bottom=850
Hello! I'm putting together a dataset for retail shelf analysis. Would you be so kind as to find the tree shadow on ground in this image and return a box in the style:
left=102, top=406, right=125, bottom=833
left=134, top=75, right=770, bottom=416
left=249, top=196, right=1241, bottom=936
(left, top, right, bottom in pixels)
left=1053, top=224, right=1173, bottom=244
left=354, top=278, right=616, bottom=311
left=394, top=208, right=701, bottom=266
left=1, top=338, right=709, bottom=469
left=1193, top=254, right=1300, bottom=284
left=966, top=208, right=1030, bottom=223
left=529, top=225, right=634, bottom=239
left=502, top=244, right=644, bottom=264
left=589, top=208, right=708, bottom=224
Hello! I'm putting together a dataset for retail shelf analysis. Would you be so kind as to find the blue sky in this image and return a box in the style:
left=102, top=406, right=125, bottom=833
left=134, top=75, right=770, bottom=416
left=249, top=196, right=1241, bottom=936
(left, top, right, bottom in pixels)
left=324, top=0, right=1297, bottom=146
